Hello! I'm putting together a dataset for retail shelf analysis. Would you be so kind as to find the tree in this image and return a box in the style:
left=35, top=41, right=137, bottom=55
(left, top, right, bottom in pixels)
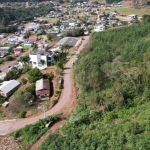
left=65, top=28, right=84, bottom=37
left=40, top=59, right=45, bottom=65
left=6, top=56, right=14, bottom=61
left=32, top=44, right=37, bottom=51
left=8, top=91, right=35, bottom=113
left=47, top=33, right=56, bottom=41
left=24, top=32, right=30, bottom=39
left=56, top=61, right=63, bottom=69
left=19, top=55, right=30, bottom=63
left=28, top=68, right=42, bottom=83
left=26, top=84, right=36, bottom=95
left=61, top=44, right=72, bottom=55
left=142, top=14, right=150, bottom=22
left=4, top=67, right=21, bottom=80
left=41, top=29, right=46, bottom=35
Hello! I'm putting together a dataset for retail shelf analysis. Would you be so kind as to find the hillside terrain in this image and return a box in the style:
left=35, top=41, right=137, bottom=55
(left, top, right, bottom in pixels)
left=124, top=0, right=148, bottom=8
left=39, top=22, right=150, bottom=149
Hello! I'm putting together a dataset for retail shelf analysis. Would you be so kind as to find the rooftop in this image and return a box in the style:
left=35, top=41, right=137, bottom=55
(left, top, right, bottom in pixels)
left=30, top=50, right=53, bottom=56
left=0, top=80, right=20, bottom=94
left=55, top=37, right=79, bottom=47
left=36, top=78, right=50, bottom=96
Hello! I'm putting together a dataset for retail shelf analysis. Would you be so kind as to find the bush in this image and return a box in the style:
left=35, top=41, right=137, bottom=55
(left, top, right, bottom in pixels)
left=52, top=100, right=58, bottom=106
left=56, top=61, right=63, bottom=69
left=13, top=115, right=60, bottom=148
left=0, top=96, right=7, bottom=105
left=28, top=68, right=42, bottom=83
left=6, top=56, right=14, bottom=61
left=55, top=90, right=61, bottom=95
left=18, top=110, right=27, bottom=118
left=43, top=72, right=54, bottom=80
left=48, top=72, right=54, bottom=80
left=0, top=59, right=4, bottom=64
left=59, top=84, right=63, bottom=89
left=26, top=84, right=35, bottom=95
left=21, top=78, right=27, bottom=85
left=47, top=33, right=57, bottom=41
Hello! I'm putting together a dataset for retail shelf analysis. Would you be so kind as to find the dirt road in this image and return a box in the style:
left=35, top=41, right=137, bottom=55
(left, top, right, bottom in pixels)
left=0, top=36, right=89, bottom=136
left=0, top=50, right=32, bottom=72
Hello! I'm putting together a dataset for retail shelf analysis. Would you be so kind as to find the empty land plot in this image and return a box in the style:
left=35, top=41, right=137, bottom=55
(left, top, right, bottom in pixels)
left=110, top=7, right=150, bottom=17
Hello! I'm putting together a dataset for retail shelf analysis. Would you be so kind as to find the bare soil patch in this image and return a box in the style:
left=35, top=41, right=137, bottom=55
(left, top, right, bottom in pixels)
left=0, top=135, right=20, bottom=150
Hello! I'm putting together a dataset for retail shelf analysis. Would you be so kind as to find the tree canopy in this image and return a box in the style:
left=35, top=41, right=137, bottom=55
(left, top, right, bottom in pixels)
left=106, top=0, right=121, bottom=4
left=39, top=22, right=150, bottom=149
left=0, top=3, right=54, bottom=33
left=28, top=68, right=42, bottom=83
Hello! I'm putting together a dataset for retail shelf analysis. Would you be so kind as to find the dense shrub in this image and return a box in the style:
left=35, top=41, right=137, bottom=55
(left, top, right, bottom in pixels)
left=13, top=115, right=59, bottom=149
left=18, top=110, right=27, bottom=118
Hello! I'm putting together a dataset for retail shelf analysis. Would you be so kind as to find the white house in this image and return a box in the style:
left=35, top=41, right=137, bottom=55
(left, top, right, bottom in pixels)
left=7, top=35, right=25, bottom=44
left=94, top=24, right=105, bottom=32
left=0, top=47, right=10, bottom=58
left=25, top=23, right=40, bottom=32
left=29, top=50, right=54, bottom=70
left=0, top=80, right=20, bottom=97
left=128, top=14, right=137, bottom=20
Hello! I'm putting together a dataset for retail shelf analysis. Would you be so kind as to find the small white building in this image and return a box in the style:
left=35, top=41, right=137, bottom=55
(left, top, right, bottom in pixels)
left=7, top=35, right=25, bottom=44
left=0, top=47, right=10, bottom=58
left=94, top=24, right=105, bottom=32
left=29, top=50, right=54, bottom=70
left=128, top=14, right=137, bottom=20
left=0, top=80, right=20, bottom=97
left=25, top=23, right=40, bottom=32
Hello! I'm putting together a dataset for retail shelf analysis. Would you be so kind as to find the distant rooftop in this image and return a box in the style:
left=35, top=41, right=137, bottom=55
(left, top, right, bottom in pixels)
left=55, top=37, right=80, bottom=47
left=30, top=50, right=53, bottom=56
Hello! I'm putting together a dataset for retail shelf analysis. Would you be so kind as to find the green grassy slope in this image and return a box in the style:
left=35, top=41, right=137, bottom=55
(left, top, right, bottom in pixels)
left=39, top=23, right=150, bottom=149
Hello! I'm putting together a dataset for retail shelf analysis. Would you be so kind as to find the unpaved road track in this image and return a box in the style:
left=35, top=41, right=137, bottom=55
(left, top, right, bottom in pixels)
left=0, top=50, right=32, bottom=72
left=0, top=36, right=89, bottom=135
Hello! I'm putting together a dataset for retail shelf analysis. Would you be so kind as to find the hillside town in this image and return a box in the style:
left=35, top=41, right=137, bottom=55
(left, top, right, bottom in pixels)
left=0, top=1, right=141, bottom=72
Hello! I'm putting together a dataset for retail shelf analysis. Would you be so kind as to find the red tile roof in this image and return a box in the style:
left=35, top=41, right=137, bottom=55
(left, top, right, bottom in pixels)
left=29, top=36, right=38, bottom=41
left=14, top=48, right=22, bottom=51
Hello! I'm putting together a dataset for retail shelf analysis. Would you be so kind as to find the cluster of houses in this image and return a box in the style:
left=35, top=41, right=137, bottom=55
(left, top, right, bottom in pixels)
left=0, top=34, right=81, bottom=101
left=0, top=0, right=141, bottom=107
left=0, top=78, right=50, bottom=100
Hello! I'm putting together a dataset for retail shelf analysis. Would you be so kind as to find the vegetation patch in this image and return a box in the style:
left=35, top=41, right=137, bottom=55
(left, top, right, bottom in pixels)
left=39, top=22, right=150, bottom=149
left=13, top=114, right=60, bottom=150
left=110, top=7, right=150, bottom=16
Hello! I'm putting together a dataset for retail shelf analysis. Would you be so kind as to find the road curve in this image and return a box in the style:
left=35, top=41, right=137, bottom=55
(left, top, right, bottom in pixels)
left=0, top=36, right=89, bottom=135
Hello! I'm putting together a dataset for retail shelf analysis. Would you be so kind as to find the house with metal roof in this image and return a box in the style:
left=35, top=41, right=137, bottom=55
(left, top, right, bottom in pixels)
left=0, top=80, right=20, bottom=97
left=14, top=46, right=23, bottom=55
left=94, top=24, right=105, bottom=32
left=55, top=37, right=81, bottom=47
left=0, top=47, right=10, bottom=58
left=36, top=78, right=50, bottom=97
